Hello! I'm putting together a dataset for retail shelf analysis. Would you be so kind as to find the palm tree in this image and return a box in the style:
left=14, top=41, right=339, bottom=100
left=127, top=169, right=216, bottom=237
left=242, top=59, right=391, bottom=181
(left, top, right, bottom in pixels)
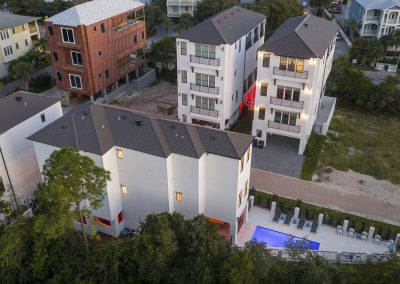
left=347, top=19, right=359, bottom=40
left=11, top=61, right=34, bottom=91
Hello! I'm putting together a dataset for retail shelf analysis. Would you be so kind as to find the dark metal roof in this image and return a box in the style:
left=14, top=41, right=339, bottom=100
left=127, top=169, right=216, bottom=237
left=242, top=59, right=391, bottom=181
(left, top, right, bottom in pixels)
left=179, top=6, right=266, bottom=45
left=0, top=12, right=39, bottom=30
left=29, top=103, right=252, bottom=160
left=0, top=91, right=60, bottom=134
left=259, top=15, right=338, bottom=59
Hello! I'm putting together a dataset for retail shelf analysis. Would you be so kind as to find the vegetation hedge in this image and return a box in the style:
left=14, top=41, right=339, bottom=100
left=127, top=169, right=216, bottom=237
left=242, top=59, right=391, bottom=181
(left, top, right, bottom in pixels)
left=300, top=134, right=326, bottom=181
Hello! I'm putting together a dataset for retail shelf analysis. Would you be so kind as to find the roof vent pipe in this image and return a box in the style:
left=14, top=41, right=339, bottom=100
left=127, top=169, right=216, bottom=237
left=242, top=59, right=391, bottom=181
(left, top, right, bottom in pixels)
left=135, top=120, right=143, bottom=126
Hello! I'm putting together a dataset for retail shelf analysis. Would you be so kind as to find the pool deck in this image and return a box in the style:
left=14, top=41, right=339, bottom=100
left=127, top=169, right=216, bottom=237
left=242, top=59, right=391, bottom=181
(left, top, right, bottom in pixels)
left=237, top=207, right=390, bottom=254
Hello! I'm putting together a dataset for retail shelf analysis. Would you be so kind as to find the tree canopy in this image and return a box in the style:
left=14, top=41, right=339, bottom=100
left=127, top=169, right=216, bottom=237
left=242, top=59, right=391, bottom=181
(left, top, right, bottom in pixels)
left=194, top=0, right=240, bottom=23
left=350, top=38, right=384, bottom=66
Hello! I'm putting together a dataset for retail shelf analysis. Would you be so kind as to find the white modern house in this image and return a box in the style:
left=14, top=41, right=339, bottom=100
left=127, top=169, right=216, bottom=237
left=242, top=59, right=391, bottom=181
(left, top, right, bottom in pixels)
left=347, top=0, right=400, bottom=38
left=29, top=102, right=253, bottom=243
left=176, top=6, right=266, bottom=129
left=167, top=0, right=200, bottom=17
left=0, top=12, right=40, bottom=78
left=0, top=91, right=62, bottom=207
left=252, top=15, right=338, bottom=154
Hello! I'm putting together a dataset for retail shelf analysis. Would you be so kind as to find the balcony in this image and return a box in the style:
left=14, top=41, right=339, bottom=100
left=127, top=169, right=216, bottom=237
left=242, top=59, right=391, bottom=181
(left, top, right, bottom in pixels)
left=365, top=16, right=380, bottom=22
left=119, top=57, right=145, bottom=73
left=270, top=97, right=304, bottom=109
left=268, top=120, right=300, bottom=133
left=190, top=55, right=220, bottom=66
left=273, top=67, right=308, bottom=79
left=190, top=83, right=219, bottom=95
left=190, top=106, right=218, bottom=117
left=114, top=19, right=143, bottom=32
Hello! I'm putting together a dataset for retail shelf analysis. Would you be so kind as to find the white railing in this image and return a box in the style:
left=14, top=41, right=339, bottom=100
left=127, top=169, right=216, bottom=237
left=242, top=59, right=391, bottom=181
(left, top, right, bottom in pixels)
left=190, top=106, right=218, bottom=117
left=273, top=67, right=308, bottom=79
left=114, top=19, right=143, bottom=32
left=268, top=120, right=300, bottom=133
left=270, top=97, right=304, bottom=109
left=190, top=55, right=220, bottom=66
left=365, top=16, right=380, bottom=21
left=190, top=83, right=219, bottom=95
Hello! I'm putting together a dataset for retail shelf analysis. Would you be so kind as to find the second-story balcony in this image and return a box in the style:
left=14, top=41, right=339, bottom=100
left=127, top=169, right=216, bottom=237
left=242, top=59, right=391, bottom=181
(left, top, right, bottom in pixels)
left=268, top=120, right=300, bottom=133
left=365, top=16, right=380, bottom=22
left=190, top=55, right=220, bottom=66
left=190, top=83, right=219, bottom=95
left=270, top=97, right=304, bottom=109
left=190, top=106, right=218, bottom=117
left=273, top=66, right=308, bottom=80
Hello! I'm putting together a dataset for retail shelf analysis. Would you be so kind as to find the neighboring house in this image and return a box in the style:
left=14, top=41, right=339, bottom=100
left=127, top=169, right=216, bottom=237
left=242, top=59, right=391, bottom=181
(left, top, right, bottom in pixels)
left=45, top=0, right=147, bottom=101
left=0, top=12, right=40, bottom=78
left=29, top=102, right=253, bottom=243
left=0, top=91, right=62, bottom=206
left=347, top=0, right=400, bottom=38
left=252, top=15, right=337, bottom=154
left=176, top=6, right=266, bottom=129
left=167, top=0, right=200, bottom=18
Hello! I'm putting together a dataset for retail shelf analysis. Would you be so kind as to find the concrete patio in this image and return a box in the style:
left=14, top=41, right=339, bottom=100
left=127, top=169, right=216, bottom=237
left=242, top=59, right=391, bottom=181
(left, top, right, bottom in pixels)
left=237, top=207, right=391, bottom=256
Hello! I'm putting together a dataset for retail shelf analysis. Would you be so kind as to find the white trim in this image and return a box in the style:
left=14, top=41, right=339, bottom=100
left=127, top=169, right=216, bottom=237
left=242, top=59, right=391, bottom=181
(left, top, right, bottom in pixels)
left=61, top=27, right=75, bottom=44
left=69, top=74, right=82, bottom=89
left=70, top=50, right=83, bottom=66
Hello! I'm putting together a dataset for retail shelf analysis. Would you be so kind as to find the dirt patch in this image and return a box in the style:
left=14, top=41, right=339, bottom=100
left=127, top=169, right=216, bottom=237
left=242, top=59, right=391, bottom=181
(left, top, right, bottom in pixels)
left=314, top=168, right=400, bottom=206
left=117, top=81, right=178, bottom=119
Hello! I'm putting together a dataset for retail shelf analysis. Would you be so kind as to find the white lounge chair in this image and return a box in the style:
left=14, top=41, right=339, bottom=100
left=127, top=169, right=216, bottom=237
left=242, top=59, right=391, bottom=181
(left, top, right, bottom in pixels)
left=373, top=235, right=381, bottom=244
left=361, top=231, right=368, bottom=241
left=347, top=228, right=355, bottom=238
left=337, top=225, right=343, bottom=235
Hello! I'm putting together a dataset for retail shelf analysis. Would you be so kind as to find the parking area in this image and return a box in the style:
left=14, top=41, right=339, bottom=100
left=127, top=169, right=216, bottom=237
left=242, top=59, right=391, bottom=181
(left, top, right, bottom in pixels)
left=251, top=135, right=305, bottom=178
left=117, top=81, right=178, bottom=118
left=334, top=38, right=350, bottom=59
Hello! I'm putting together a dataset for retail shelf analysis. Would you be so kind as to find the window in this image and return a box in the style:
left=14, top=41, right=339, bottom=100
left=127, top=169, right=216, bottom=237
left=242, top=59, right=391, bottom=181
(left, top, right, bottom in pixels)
left=40, top=113, right=46, bottom=123
left=246, top=148, right=250, bottom=162
left=133, top=33, right=137, bottom=43
left=53, top=51, right=58, bottom=61
left=69, top=74, right=82, bottom=89
left=182, top=114, right=187, bottom=122
left=181, top=70, right=187, bottom=83
left=93, top=26, right=97, bottom=31
left=237, top=190, right=242, bottom=207
left=239, top=39, right=241, bottom=52
left=95, top=217, right=111, bottom=227
left=240, top=156, right=244, bottom=172
left=0, top=30, right=10, bottom=40
left=176, top=192, right=183, bottom=201
left=181, top=93, right=188, bottom=106
left=195, top=43, right=216, bottom=59
left=260, top=22, right=264, bottom=37
left=22, top=24, right=25, bottom=31
left=57, top=72, right=62, bottom=81
left=256, top=129, right=262, bottom=137
left=181, top=41, right=187, bottom=55
left=12, top=28, right=15, bottom=34
left=118, top=212, right=123, bottom=223
left=98, top=51, right=102, bottom=56
left=246, top=31, right=253, bottom=50
left=258, top=107, right=266, bottom=120
left=277, top=86, right=300, bottom=101
left=260, top=82, right=268, bottom=96
left=117, top=149, right=123, bottom=159
left=105, top=69, right=110, bottom=79
left=243, top=181, right=248, bottom=198
left=71, top=51, right=83, bottom=65
left=262, top=53, right=270, bottom=67
left=101, top=23, right=105, bottom=33
left=274, top=111, right=297, bottom=126
left=141, top=31, right=145, bottom=40
left=121, top=185, right=127, bottom=194
left=61, top=27, right=75, bottom=43
left=25, top=39, right=28, bottom=46
left=279, top=57, right=304, bottom=73
left=3, top=46, right=13, bottom=56
left=195, top=96, right=215, bottom=110
left=48, top=26, right=54, bottom=36
left=195, top=73, right=215, bottom=87
left=235, top=90, right=238, bottom=102
left=253, top=26, right=259, bottom=42
left=15, top=43, right=19, bottom=50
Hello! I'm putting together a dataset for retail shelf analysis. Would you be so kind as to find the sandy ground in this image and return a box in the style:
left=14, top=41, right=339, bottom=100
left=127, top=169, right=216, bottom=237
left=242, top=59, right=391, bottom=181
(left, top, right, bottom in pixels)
left=117, top=81, right=178, bottom=119
left=313, top=168, right=400, bottom=206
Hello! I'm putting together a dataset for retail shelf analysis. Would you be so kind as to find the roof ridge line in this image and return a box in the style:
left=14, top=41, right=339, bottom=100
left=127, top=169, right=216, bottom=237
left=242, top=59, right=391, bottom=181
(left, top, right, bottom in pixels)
left=70, top=113, right=81, bottom=152
left=294, top=23, right=320, bottom=57
left=294, top=14, right=309, bottom=32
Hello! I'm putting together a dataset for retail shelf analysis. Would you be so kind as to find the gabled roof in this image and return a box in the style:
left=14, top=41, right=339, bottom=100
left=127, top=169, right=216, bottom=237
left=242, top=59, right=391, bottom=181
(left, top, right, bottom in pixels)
left=0, top=91, right=60, bottom=134
left=0, top=12, right=39, bottom=30
left=356, top=0, right=400, bottom=10
left=28, top=103, right=252, bottom=160
left=178, top=6, right=266, bottom=45
left=259, top=15, right=338, bottom=59
left=45, top=0, right=143, bottom=27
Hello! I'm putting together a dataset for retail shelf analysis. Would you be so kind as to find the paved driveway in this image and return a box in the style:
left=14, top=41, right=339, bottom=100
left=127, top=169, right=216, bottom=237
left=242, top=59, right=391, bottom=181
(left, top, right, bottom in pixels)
left=364, top=70, right=393, bottom=84
left=250, top=169, right=400, bottom=226
left=251, top=135, right=305, bottom=178
left=334, top=39, right=350, bottom=59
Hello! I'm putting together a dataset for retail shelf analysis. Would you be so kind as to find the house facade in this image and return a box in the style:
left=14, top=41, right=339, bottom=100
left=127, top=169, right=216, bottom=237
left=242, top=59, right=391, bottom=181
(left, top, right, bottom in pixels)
left=252, top=15, right=337, bottom=154
left=347, top=0, right=400, bottom=38
left=167, top=0, right=200, bottom=17
left=29, top=103, right=253, bottom=243
left=45, top=0, right=147, bottom=101
left=0, top=91, right=62, bottom=207
left=176, top=6, right=266, bottom=129
left=0, top=12, right=40, bottom=78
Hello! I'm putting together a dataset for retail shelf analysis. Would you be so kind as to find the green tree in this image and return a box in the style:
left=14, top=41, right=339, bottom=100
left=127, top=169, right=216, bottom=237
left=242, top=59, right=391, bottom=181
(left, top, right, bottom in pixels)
left=376, top=75, right=400, bottom=113
left=34, top=148, right=111, bottom=253
left=145, top=5, right=163, bottom=36
left=175, top=13, right=194, bottom=33
left=11, top=61, right=33, bottom=91
left=347, top=19, right=360, bottom=40
left=32, top=37, right=51, bottom=68
left=160, top=14, right=174, bottom=35
left=350, top=38, right=384, bottom=66
left=147, top=36, right=176, bottom=70
left=152, top=0, right=167, bottom=13
left=310, top=0, right=331, bottom=16
left=194, top=0, right=239, bottom=23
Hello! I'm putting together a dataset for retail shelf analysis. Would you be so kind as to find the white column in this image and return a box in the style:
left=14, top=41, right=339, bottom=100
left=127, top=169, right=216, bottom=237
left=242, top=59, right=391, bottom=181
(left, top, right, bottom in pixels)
left=395, top=233, right=400, bottom=246
left=318, top=213, right=324, bottom=226
left=271, top=201, right=276, bottom=214
left=294, top=207, right=300, bottom=219
left=343, top=219, right=349, bottom=232
left=368, top=227, right=375, bottom=240
left=249, top=195, right=254, bottom=208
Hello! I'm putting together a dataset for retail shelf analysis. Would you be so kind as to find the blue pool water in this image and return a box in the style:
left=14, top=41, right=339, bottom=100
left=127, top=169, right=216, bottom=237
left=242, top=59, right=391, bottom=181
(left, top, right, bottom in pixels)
left=251, top=226, right=320, bottom=250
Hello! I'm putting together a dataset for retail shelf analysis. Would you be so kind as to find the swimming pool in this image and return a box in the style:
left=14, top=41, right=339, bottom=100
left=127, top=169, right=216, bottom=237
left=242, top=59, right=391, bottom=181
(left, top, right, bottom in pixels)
left=251, top=226, right=320, bottom=250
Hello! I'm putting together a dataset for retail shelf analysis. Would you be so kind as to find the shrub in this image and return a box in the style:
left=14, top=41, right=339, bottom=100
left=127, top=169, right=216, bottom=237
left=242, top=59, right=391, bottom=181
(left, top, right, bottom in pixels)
left=300, top=134, right=326, bottom=181
left=29, top=73, right=53, bottom=93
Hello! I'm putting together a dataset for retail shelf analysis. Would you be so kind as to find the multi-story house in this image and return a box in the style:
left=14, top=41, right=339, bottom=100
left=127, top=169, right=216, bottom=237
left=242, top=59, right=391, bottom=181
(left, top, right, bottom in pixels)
left=45, top=0, right=147, bottom=101
left=0, top=91, right=62, bottom=207
left=167, top=0, right=200, bottom=18
left=176, top=6, right=266, bottom=129
left=252, top=15, right=338, bottom=154
left=0, top=12, right=40, bottom=78
left=347, top=0, right=400, bottom=38
left=29, top=102, right=252, bottom=243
